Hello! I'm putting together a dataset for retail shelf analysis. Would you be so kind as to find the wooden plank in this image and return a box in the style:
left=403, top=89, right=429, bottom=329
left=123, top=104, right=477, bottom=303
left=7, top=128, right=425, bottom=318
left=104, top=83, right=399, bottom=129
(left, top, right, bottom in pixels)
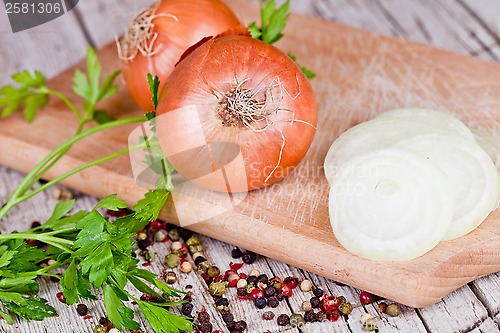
left=470, top=273, right=500, bottom=317
left=72, top=0, right=156, bottom=48
left=0, top=9, right=89, bottom=85
left=417, top=288, right=489, bottom=333
left=1, top=0, right=500, bottom=308
left=301, top=0, right=500, bottom=61
left=469, top=317, right=500, bottom=333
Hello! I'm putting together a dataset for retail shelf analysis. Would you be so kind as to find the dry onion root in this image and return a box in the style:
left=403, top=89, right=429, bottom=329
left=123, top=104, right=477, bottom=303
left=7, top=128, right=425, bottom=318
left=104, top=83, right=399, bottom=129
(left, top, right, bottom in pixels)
left=118, top=0, right=240, bottom=111
left=326, top=108, right=500, bottom=261
left=156, top=28, right=318, bottom=192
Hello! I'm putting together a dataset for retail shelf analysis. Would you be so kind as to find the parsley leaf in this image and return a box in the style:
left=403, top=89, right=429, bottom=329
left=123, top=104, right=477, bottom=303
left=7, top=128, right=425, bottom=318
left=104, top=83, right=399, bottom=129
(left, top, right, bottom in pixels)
left=103, top=283, right=141, bottom=330
left=72, top=47, right=121, bottom=118
left=93, top=110, right=116, bottom=124
left=95, top=194, right=127, bottom=211
left=288, top=53, right=317, bottom=79
left=3, top=295, right=57, bottom=321
left=137, top=300, right=193, bottom=333
left=0, top=70, right=49, bottom=122
left=147, top=73, right=160, bottom=111
left=132, top=189, right=170, bottom=223
left=249, top=0, right=290, bottom=44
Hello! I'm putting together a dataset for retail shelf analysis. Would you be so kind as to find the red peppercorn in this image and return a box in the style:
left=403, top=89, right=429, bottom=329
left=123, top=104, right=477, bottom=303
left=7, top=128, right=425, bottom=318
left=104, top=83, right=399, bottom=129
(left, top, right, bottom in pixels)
left=283, top=276, right=299, bottom=289
left=56, top=292, right=66, bottom=304
left=360, top=291, right=376, bottom=305
left=228, top=278, right=239, bottom=288
left=249, top=288, right=264, bottom=301
left=214, top=275, right=224, bottom=283
left=321, top=295, right=341, bottom=313
left=329, top=309, right=341, bottom=322
left=150, top=220, right=163, bottom=231
left=239, top=273, right=248, bottom=279
left=279, top=285, right=293, bottom=297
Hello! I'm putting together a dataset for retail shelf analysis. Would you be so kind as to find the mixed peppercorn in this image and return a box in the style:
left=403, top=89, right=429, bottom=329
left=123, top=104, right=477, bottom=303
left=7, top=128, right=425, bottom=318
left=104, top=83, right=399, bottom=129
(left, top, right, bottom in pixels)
left=52, top=211, right=401, bottom=333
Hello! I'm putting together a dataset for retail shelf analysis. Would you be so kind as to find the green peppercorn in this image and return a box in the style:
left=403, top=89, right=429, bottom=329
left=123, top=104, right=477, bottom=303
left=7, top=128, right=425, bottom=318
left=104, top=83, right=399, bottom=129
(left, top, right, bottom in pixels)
left=386, top=303, right=401, bottom=317
left=207, top=266, right=221, bottom=278
left=338, top=301, right=353, bottom=315
left=197, top=260, right=211, bottom=274
left=93, top=325, right=108, bottom=333
left=145, top=249, right=157, bottom=262
left=246, top=284, right=256, bottom=294
left=186, top=236, right=200, bottom=246
left=339, top=296, right=347, bottom=304
left=362, top=317, right=378, bottom=332
left=165, top=252, right=180, bottom=268
left=209, top=282, right=226, bottom=297
left=289, top=313, right=305, bottom=328
left=188, top=244, right=203, bottom=254
left=167, top=228, right=180, bottom=241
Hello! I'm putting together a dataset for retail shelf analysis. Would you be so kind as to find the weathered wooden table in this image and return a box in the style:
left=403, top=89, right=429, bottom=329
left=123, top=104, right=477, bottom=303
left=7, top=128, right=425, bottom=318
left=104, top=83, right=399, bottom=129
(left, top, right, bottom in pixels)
left=1, top=0, right=500, bottom=332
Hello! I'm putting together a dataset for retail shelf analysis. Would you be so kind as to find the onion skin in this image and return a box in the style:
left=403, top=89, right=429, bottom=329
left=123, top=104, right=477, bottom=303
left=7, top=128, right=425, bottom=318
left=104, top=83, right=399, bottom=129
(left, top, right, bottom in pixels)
left=156, top=33, right=318, bottom=192
left=121, top=0, right=240, bottom=111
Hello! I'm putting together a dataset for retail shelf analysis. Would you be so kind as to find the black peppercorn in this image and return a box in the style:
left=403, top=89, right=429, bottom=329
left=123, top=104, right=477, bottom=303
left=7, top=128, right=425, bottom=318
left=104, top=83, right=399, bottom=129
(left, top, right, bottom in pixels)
left=254, top=297, right=267, bottom=309
left=178, top=227, right=193, bottom=240
left=304, top=310, right=317, bottom=322
left=237, top=287, right=248, bottom=297
left=198, top=321, right=212, bottom=333
left=31, top=221, right=41, bottom=228
left=137, top=239, right=150, bottom=250
left=262, top=311, right=275, bottom=320
left=197, top=311, right=210, bottom=323
left=257, top=274, right=269, bottom=284
left=131, top=251, right=137, bottom=258
left=222, top=312, right=234, bottom=323
left=268, top=297, right=279, bottom=308
left=183, top=294, right=193, bottom=303
left=231, top=248, right=243, bottom=258
left=277, top=314, right=290, bottom=326
left=76, top=304, right=88, bottom=316
left=316, top=311, right=327, bottom=322
left=242, top=251, right=257, bottom=264
left=234, top=320, right=247, bottom=332
left=226, top=320, right=236, bottom=331
left=181, top=303, right=193, bottom=316
left=312, top=288, right=324, bottom=297
left=194, top=256, right=207, bottom=266
left=264, top=286, right=276, bottom=298
left=276, top=293, right=284, bottom=301
left=215, top=297, right=229, bottom=307
left=310, top=296, right=321, bottom=308
left=99, top=317, right=113, bottom=331
left=246, top=275, right=258, bottom=284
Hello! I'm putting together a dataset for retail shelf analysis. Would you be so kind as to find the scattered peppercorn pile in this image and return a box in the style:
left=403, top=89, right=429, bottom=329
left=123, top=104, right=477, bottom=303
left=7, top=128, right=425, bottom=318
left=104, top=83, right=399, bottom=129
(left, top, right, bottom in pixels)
left=78, top=209, right=401, bottom=333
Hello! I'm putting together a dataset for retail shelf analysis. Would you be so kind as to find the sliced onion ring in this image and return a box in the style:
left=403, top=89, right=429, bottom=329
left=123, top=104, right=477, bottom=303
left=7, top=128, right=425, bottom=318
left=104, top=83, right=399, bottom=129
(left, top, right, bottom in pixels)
left=329, top=148, right=454, bottom=261
left=396, top=134, right=499, bottom=240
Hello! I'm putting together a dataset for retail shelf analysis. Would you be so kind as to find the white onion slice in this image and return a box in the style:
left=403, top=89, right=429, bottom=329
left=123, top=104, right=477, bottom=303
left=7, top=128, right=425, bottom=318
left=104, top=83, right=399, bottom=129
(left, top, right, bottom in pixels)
left=375, top=108, right=475, bottom=141
left=324, top=117, right=469, bottom=184
left=472, top=129, right=500, bottom=171
left=329, top=148, right=454, bottom=261
left=472, top=129, right=500, bottom=209
left=396, top=134, right=499, bottom=240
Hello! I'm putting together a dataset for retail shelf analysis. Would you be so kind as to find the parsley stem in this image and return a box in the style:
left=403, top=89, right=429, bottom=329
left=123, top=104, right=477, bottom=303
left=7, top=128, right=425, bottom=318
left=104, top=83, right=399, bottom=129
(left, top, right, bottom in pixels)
left=15, top=143, right=143, bottom=204
left=38, top=88, right=84, bottom=121
left=20, top=120, right=87, bottom=196
left=0, top=233, right=74, bottom=253
left=0, top=116, right=145, bottom=221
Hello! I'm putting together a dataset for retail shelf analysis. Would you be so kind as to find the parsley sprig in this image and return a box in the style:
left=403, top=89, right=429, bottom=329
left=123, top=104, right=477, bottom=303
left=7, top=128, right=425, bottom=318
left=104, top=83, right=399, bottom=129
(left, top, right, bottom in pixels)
left=249, top=0, right=316, bottom=79
left=0, top=48, right=187, bottom=331
left=0, top=197, right=192, bottom=332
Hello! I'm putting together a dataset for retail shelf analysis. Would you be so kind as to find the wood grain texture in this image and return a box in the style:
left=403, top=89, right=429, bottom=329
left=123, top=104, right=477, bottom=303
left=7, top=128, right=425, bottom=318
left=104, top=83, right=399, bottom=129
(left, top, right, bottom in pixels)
left=1, top=0, right=499, bottom=310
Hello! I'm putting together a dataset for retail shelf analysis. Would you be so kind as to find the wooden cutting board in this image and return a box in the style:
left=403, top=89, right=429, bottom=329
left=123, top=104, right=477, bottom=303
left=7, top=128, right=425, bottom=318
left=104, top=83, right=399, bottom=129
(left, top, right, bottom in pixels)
left=0, top=0, right=499, bottom=308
